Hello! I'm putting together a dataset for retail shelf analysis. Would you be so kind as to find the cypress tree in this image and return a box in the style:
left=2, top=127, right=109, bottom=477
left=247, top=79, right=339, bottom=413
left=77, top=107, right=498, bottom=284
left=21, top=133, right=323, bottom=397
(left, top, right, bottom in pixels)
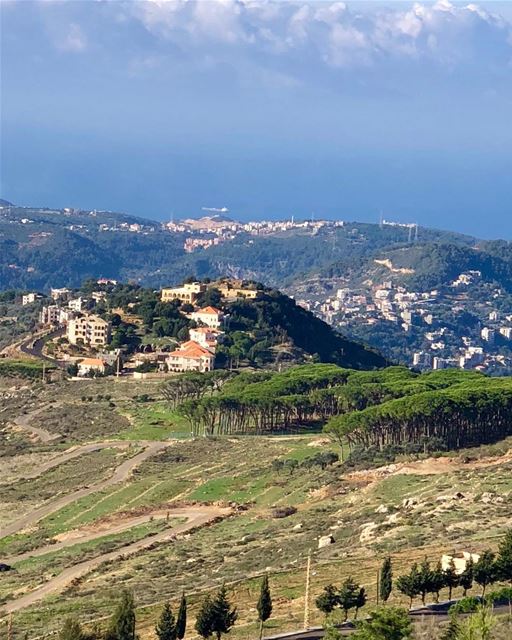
left=155, top=602, right=176, bottom=640
left=59, top=617, right=84, bottom=640
left=106, top=590, right=136, bottom=640
left=430, top=560, right=446, bottom=603
left=257, top=575, right=273, bottom=640
left=176, top=592, right=187, bottom=640
left=379, top=557, right=393, bottom=603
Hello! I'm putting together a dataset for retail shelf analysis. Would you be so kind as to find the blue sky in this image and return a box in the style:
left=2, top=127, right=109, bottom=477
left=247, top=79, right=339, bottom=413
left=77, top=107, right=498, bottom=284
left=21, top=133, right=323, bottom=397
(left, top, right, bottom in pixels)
left=1, top=0, right=512, bottom=237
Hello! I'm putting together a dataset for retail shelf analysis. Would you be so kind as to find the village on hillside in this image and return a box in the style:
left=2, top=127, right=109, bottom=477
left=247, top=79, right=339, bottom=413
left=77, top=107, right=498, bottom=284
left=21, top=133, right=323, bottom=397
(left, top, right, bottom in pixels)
left=15, top=279, right=263, bottom=378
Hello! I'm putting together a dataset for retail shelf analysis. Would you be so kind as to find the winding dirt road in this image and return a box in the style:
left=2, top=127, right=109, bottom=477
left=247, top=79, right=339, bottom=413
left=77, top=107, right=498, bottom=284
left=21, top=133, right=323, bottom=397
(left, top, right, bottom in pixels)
left=1, top=505, right=229, bottom=614
left=0, top=441, right=168, bottom=539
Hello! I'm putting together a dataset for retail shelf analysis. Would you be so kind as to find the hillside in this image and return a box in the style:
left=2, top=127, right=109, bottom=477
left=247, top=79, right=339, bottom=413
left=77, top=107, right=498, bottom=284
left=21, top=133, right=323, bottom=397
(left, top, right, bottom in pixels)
left=2, top=368, right=512, bottom=638
left=0, top=204, right=477, bottom=291
left=98, top=281, right=388, bottom=370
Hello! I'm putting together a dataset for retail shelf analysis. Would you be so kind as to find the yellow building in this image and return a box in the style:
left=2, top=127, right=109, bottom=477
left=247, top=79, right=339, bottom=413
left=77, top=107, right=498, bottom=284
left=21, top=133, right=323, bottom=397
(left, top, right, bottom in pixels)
left=67, top=314, right=111, bottom=346
left=161, top=282, right=207, bottom=304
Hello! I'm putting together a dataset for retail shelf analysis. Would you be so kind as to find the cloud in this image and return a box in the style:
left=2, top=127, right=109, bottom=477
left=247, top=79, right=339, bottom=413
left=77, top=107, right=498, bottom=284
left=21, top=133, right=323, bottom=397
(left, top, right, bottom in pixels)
left=14, top=0, right=512, bottom=76
left=55, top=22, right=87, bottom=52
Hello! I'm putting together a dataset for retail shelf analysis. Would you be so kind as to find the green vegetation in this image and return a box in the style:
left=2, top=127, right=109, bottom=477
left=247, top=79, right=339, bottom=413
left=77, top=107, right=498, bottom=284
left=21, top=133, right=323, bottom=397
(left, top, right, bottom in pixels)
left=0, top=358, right=53, bottom=379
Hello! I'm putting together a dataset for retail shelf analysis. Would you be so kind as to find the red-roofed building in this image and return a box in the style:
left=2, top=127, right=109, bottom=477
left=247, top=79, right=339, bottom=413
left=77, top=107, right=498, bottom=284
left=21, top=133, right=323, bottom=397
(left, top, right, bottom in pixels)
left=190, top=306, right=224, bottom=329
left=189, top=326, right=224, bottom=351
left=166, top=340, right=215, bottom=373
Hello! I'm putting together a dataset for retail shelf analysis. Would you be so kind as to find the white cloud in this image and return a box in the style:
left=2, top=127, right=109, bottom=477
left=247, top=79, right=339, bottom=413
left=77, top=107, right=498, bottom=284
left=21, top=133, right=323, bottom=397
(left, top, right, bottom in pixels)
left=57, top=22, right=87, bottom=52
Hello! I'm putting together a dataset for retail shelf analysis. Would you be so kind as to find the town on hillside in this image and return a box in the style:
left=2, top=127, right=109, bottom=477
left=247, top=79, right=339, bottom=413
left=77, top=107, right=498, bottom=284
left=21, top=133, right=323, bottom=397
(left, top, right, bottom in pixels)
left=297, top=268, right=512, bottom=375
left=10, top=278, right=266, bottom=378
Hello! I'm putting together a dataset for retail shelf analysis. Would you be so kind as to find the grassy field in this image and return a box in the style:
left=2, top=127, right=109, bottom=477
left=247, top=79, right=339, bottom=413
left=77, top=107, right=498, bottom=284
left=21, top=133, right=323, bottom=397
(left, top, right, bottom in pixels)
left=2, top=375, right=512, bottom=639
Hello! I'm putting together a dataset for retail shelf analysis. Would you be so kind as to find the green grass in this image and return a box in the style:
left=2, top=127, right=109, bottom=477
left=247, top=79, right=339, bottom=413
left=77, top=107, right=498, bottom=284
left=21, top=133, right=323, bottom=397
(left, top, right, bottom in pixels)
left=116, top=402, right=192, bottom=440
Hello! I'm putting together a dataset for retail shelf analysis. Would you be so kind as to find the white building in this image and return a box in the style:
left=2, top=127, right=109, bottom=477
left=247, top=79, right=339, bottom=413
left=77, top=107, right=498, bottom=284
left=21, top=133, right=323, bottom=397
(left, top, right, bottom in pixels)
left=189, top=327, right=224, bottom=350
left=50, top=287, right=71, bottom=301
left=68, top=297, right=86, bottom=312
left=190, top=306, right=224, bottom=329
left=166, top=340, right=215, bottom=373
left=481, top=327, right=495, bottom=343
left=22, top=292, right=39, bottom=306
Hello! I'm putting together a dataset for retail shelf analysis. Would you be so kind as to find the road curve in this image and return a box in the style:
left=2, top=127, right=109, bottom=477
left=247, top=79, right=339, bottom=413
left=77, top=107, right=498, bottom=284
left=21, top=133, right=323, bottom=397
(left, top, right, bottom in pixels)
left=12, top=405, right=61, bottom=443
left=1, top=506, right=230, bottom=614
left=0, top=441, right=168, bottom=539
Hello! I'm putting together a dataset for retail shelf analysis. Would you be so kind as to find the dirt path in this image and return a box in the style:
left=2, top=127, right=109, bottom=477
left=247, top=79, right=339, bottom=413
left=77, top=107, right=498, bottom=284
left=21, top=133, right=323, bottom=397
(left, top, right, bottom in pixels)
left=0, top=441, right=169, bottom=539
left=1, top=506, right=229, bottom=614
left=12, top=405, right=61, bottom=443
left=344, top=449, right=512, bottom=485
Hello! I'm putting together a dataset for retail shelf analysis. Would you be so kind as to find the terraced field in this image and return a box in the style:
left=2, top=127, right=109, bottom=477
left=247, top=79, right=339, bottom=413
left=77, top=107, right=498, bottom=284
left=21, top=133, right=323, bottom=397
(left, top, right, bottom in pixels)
left=1, top=376, right=512, bottom=639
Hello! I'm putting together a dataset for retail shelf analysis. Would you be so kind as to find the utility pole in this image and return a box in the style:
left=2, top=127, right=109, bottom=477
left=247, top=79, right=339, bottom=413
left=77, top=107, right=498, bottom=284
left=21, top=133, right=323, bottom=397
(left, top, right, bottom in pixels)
left=304, top=549, right=312, bottom=630
left=42, top=363, right=46, bottom=384
left=376, top=568, right=380, bottom=605
left=7, top=613, right=13, bottom=640
left=116, top=354, right=121, bottom=380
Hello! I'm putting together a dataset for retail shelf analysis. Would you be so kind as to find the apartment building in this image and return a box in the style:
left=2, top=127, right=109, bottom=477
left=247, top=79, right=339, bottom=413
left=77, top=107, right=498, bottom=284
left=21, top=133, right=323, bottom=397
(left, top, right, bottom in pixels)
left=189, top=327, right=224, bottom=350
left=67, top=314, right=111, bottom=346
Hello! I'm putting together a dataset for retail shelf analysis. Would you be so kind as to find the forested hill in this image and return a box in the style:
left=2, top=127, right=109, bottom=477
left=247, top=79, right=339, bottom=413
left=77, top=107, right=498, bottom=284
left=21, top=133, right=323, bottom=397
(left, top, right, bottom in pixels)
left=0, top=203, right=477, bottom=291
left=320, top=241, right=512, bottom=293
left=223, top=288, right=388, bottom=369
left=102, top=281, right=388, bottom=370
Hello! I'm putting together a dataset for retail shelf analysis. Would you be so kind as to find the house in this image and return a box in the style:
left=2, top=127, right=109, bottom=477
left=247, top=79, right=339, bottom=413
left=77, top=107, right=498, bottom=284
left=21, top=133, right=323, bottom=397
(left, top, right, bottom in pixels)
left=68, top=297, right=86, bottom=312
left=189, top=326, right=224, bottom=350
left=161, top=282, right=206, bottom=304
left=217, top=282, right=259, bottom=300
left=77, top=358, right=106, bottom=376
left=166, top=340, right=215, bottom=373
left=441, top=552, right=480, bottom=575
left=67, top=314, right=111, bottom=346
left=50, top=287, right=71, bottom=301
left=22, top=292, right=39, bottom=306
left=190, top=306, right=224, bottom=329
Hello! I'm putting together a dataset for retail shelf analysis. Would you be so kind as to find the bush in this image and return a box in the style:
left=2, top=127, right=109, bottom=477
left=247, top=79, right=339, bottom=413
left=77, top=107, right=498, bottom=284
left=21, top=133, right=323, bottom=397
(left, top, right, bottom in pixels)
left=271, top=505, right=297, bottom=519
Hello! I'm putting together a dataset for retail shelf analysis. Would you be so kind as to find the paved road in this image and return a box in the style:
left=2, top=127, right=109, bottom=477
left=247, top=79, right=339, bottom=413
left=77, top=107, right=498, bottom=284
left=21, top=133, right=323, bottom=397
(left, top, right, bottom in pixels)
left=0, top=441, right=168, bottom=539
left=0, top=506, right=229, bottom=614
left=18, top=328, right=66, bottom=368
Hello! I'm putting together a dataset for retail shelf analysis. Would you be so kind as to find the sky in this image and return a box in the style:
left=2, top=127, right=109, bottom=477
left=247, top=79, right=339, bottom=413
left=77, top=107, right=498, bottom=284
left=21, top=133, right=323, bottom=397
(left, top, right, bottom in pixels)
left=1, top=0, right=512, bottom=238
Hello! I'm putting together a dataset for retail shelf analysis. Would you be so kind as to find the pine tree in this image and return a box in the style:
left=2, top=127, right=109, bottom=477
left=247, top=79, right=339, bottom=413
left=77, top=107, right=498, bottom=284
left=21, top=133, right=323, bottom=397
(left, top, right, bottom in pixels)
left=338, top=577, right=360, bottom=621
left=351, top=606, right=413, bottom=640
left=418, top=558, right=433, bottom=605
left=106, top=590, right=136, bottom=640
left=155, top=602, right=176, bottom=640
left=440, top=613, right=461, bottom=640
left=497, top=528, right=512, bottom=584
left=396, top=564, right=421, bottom=608
left=354, top=587, right=367, bottom=620
left=429, top=561, right=446, bottom=603
left=460, top=557, right=474, bottom=596
left=176, top=592, right=187, bottom=640
left=474, top=550, right=497, bottom=596
left=257, top=574, right=273, bottom=640
left=209, top=584, right=238, bottom=640
left=195, top=595, right=214, bottom=639
left=316, top=584, right=339, bottom=616
left=443, top=559, right=459, bottom=601
left=379, top=557, right=393, bottom=604
left=59, top=617, right=84, bottom=640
